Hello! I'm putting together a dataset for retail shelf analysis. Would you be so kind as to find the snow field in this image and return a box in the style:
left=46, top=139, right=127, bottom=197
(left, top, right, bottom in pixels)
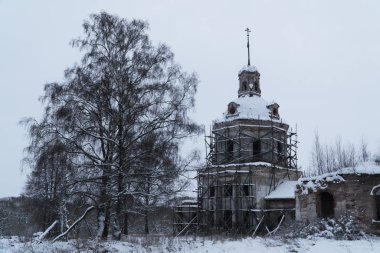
left=0, top=235, right=380, bottom=253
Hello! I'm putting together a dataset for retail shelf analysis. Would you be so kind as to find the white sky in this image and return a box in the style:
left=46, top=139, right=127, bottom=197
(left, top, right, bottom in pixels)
left=1, top=0, right=380, bottom=197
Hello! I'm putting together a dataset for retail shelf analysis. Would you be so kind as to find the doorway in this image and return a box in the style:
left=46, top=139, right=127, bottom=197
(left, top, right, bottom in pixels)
left=319, top=191, right=334, bottom=218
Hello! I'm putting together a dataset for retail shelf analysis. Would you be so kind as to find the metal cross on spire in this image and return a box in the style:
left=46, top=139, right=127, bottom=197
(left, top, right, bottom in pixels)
left=245, top=28, right=251, bottom=66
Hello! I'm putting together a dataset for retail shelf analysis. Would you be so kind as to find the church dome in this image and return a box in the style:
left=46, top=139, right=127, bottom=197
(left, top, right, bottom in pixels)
left=238, top=65, right=258, bottom=74
left=221, top=95, right=280, bottom=122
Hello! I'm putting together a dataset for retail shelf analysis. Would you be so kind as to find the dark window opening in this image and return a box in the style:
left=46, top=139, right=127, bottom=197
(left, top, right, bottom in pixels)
left=375, top=191, right=380, bottom=220
left=277, top=141, right=284, bottom=162
left=254, top=82, right=259, bottom=92
left=209, top=186, right=215, bottom=197
left=277, top=141, right=283, bottom=154
left=243, top=211, right=251, bottom=228
left=272, top=108, right=278, bottom=116
left=227, top=140, right=234, bottom=161
left=208, top=211, right=214, bottom=226
left=177, top=212, right=184, bottom=220
left=243, top=185, right=250, bottom=196
left=224, top=184, right=233, bottom=197
left=319, top=191, right=334, bottom=218
left=253, top=140, right=261, bottom=161
left=223, top=210, right=232, bottom=229
left=275, top=214, right=285, bottom=228
left=243, top=81, right=247, bottom=91
left=228, top=103, right=237, bottom=114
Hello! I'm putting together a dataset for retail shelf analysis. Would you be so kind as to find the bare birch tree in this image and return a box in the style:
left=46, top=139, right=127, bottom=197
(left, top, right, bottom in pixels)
left=23, top=12, right=201, bottom=240
left=309, top=132, right=362, bottom=176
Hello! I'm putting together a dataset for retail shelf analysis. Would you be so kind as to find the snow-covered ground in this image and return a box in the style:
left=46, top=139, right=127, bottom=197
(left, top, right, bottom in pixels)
left=1, top=235, right=380, bottom=253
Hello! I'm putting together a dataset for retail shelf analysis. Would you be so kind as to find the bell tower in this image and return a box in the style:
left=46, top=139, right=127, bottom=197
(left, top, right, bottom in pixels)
left=238, top=67, right=261, bottom=97
left=238, top=28, right=261, bottom=97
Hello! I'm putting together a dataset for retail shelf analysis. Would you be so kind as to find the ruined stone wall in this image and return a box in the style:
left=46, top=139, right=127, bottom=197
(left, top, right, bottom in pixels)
left=295, top=173, right=380, bottom=234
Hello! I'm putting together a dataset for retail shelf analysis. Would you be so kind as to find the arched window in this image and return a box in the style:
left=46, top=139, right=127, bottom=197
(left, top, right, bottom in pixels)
left=228, top=103, right=236, bottom=114
left=242, top=81, right=247, bottom=91
left=228, top=102, right=238, bottom=115
left=272, top=108, right=278, bottom=116
left=252, top=140, right=261, bottom=161
left=277, top=141, right=283, bottom=154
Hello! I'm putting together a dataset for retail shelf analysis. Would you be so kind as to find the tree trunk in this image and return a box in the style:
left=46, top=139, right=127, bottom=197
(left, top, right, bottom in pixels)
left=102, top=203, right=110, bottom=240
left=53, top=206, right=94, bottom=242
left=59, top=198, right=68, bottom=237
left=98, top=168, right=110, bottom=240
left=144, top=209, right=149, bottom=234
left=113, top=171, right=124, bottom=240
left=144, top=187, right=149, bottom=234
left=123, top=212, right=128, bottom=235
left=115, top=105, right=126, bottom=239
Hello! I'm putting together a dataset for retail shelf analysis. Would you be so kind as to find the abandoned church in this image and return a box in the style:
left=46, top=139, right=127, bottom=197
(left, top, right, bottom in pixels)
left=174, top=30, right=380, bottom=236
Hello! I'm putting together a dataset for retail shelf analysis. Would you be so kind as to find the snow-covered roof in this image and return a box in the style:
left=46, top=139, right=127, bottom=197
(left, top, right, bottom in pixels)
left=297, top=173, right=345, bottom=194
left=239, top=65, right=258, bottom=74
left=300, top=162, right=380, bottom=183
left=221, top=95, right=280, bottom=122
left=297, top=161, right=380, bottom=195
left=265, top=181, right=298, bottom=200
left=337, top=161, right=380, bottom=174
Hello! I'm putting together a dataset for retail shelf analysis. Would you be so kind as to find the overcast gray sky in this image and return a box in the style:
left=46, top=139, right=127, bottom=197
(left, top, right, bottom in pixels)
left=1, top=0, right=380, bottom=197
